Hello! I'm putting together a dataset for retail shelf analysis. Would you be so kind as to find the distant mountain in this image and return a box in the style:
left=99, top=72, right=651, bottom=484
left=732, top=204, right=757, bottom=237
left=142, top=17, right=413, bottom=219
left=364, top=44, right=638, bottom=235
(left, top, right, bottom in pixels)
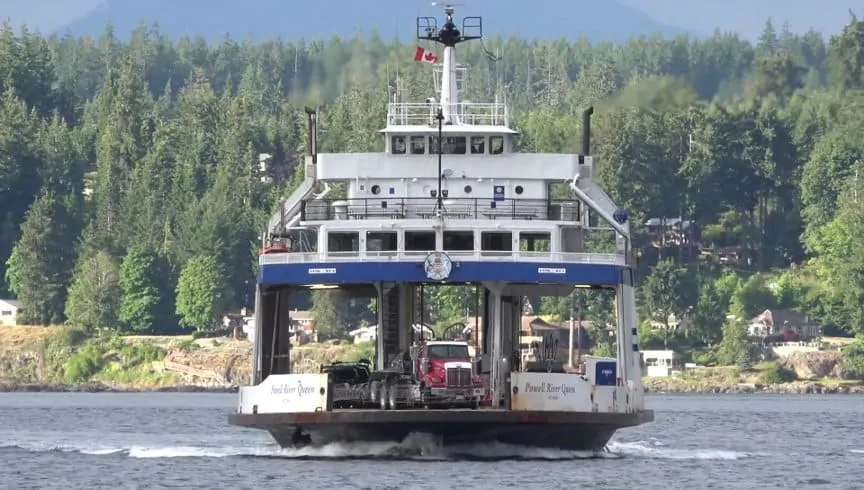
left=617, top=0, right=858, bottom=40
left=57, top=0, right=696, bottom=44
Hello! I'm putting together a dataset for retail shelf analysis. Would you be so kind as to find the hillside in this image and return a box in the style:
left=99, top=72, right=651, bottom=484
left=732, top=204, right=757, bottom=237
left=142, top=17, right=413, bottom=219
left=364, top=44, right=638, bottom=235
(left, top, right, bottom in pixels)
left=59, top=0, right=692, bottom=43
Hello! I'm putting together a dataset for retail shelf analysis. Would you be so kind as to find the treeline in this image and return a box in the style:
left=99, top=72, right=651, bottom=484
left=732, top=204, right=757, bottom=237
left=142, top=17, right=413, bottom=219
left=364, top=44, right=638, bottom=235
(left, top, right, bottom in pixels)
left=0, top=16, right=863, bottom=343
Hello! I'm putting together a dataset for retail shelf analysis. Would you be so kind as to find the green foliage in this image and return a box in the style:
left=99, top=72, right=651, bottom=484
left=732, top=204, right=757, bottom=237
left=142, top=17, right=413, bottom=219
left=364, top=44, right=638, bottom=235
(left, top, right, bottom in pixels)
left=729, top=275, right=777, bottom=320
left=692, top=350, right=718, bottom=366
left=758, top=362, right=798, bottom=384
left=4, top=192, right=78, bottom=324
left=841, top=341, right=864, bottom=379
left=118, top=245, right=174, bottom=333
left=717, top=319, right=751, bottom=367
left=175, top=254, right=228, bottom=331
left=64, top=344, right=105, bottom=384
left=347, top=341, right=375, bottom=362
left=65, top=250, right=120, bottom=333
left=592, top=340, right=616, bottom=358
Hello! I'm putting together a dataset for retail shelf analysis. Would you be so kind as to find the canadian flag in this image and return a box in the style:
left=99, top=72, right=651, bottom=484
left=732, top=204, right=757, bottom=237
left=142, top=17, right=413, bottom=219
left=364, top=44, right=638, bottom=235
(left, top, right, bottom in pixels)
left=414, top=46, right=439, bottom=64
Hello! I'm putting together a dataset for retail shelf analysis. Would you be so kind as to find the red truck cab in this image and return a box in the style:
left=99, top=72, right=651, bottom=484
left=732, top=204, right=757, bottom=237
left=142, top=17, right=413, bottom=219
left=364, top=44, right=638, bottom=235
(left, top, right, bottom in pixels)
left=415, top=341, right=484, bottom=408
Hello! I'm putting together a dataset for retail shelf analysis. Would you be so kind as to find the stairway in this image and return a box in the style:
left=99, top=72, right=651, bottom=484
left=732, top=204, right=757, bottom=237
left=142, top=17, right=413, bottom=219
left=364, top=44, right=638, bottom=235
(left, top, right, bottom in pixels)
left=378, top=285, right=401, bottom=369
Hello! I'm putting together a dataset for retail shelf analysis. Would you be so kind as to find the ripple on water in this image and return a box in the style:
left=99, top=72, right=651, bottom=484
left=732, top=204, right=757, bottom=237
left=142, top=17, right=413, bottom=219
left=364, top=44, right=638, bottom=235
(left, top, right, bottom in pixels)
left=0, top=393, right=862, bottom=489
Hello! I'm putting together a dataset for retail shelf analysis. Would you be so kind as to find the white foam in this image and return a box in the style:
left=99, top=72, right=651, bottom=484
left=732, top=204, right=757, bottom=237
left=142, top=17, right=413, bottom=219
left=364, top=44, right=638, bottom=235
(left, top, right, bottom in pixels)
left=1, top=434, right=766, bottom=461
left=608, top=440, right=763, bottom=460
left=850, top=449, right=864, bottom=454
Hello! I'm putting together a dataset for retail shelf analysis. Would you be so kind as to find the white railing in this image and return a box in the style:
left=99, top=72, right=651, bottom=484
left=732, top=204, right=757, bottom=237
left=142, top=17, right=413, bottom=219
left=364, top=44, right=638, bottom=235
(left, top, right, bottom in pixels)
left=260, top=250, right=626, bottom=266
left=386, top=102, right=509, bottom=127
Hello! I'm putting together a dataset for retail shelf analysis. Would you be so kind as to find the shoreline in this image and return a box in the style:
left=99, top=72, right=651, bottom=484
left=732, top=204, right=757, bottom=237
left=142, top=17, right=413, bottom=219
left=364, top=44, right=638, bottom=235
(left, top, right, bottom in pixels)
left=643, top=378, right=864, bottom=395
left=0, top=382, right=238, bottom=394
left=1, top=380, right=863, bottom=395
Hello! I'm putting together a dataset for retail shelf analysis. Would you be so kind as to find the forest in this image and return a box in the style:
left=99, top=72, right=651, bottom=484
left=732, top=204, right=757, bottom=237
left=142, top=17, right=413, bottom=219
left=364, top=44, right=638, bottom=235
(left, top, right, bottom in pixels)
left=0, top=16, right=863, bottom=373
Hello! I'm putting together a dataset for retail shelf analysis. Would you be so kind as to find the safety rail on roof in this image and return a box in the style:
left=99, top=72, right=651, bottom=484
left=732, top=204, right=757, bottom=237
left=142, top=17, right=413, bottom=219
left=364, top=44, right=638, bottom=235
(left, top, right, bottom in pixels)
left=386, top=102, right=509, bottom=127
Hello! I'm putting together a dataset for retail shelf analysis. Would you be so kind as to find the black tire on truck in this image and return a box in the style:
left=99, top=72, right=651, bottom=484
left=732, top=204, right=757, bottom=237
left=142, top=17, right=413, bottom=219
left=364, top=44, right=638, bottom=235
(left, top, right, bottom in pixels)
left=379, top=382, right=389, bottom=410
left=388, top=384, right=399, bottom=410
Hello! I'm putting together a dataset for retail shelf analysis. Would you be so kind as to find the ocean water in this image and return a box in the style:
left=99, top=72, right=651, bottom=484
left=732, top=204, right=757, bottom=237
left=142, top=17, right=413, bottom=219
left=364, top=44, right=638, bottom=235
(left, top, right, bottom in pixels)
left=0, top=392, right=861, bottom=489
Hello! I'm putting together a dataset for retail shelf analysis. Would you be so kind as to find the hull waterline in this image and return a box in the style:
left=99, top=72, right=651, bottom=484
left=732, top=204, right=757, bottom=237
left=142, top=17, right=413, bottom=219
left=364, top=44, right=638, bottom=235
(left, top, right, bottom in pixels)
left=228, top=409, right=654, bottom=450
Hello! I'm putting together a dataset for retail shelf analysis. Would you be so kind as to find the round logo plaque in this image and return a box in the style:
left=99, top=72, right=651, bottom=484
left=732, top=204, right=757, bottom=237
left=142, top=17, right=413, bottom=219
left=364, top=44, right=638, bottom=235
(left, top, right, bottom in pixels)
left=424, top=252, right=452, bottom=281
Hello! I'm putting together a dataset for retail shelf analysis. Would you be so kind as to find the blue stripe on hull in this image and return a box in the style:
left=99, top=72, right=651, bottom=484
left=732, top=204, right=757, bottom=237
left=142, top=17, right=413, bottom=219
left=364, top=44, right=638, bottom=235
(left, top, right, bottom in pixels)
left=259, top=261, right=624, bottom=285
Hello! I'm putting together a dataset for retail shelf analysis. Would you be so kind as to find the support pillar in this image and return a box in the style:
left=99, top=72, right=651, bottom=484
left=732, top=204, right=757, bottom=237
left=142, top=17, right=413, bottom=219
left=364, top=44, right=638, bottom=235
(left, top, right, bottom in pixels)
left=375, top=282, right=386, bottom=370
left=252, top=284, right=263, bottom=384
left=614, top=276, right=632, bottom=386
left=501, top=295, right=519, bottom=410
left=619, top=269, right=641, bottom=388
left=397, top=284, right=415, bottom=352
left=275, top=290, right=293, bottom=374
left=482, top=281, right=505, bottom=408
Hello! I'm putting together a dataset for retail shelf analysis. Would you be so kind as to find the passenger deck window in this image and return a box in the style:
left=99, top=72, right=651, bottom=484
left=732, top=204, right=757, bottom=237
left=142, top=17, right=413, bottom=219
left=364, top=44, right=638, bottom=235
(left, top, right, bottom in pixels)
left=391, top=136, right=406, bottom=154
left=470, top=136, right=485, bottom=154
left=429, top=136, right=467, bottom=154
left=410, top=136, right=425, bottom=154
left=490, top=136, right=504, bottom=155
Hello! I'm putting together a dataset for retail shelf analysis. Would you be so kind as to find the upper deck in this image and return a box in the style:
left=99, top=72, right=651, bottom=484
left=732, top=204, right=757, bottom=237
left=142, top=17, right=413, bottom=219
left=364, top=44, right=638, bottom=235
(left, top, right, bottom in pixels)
left=258, top=6, right=632, bottom=287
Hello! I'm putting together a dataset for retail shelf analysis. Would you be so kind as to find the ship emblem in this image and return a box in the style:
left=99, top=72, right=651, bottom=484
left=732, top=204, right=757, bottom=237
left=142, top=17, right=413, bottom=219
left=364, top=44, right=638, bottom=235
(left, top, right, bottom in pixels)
left=424, top=252, right=452, bottom=281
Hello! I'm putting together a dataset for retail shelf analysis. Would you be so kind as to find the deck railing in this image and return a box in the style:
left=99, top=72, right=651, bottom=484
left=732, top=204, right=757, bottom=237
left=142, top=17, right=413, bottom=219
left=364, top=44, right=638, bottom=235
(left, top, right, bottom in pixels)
left=300, top=197, right=581, bottom=222
left=386, top=102, right=509, bottom=127
left=260, top=250, right=626, bottom=266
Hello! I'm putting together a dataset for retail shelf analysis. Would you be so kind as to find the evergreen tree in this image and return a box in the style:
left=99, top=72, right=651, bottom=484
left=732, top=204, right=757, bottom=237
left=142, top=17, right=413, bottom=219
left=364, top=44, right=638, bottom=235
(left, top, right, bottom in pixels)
left=4, top=192, right=77, bottom=324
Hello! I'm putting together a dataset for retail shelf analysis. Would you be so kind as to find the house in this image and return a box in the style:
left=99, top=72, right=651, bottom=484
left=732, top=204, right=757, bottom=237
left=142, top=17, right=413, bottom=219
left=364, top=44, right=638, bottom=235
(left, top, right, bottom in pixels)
left=521, top=316, right=594, bottom=357
left=349, top=326, right=377, bottom=343
left=347, top=324, right=434, bottom=344
left=641, top=349, right=683, bottom=377
left=747, top=309, right=822, bottom=340
left=648, top=312, right=693, bottom=333
left=0, top=299, right=21, bottom=326
left=290, top=310, right=315, bottom=334
left=644, top=217, right=698, bottom=247
left=241, top=315, right=256, bottom=343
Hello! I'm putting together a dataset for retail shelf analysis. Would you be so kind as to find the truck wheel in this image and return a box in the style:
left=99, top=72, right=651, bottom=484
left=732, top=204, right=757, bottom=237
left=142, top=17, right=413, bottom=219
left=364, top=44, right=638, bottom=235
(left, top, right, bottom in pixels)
left=388, top=384, right=399, bottom=410
left=379, top=383, right=389, bottom=410
left=370, top=381, right=380, bottom=406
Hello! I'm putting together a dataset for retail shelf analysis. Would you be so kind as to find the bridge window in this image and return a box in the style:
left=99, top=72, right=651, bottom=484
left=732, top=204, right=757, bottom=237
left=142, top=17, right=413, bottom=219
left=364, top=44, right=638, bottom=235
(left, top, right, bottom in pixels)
left=405, top=231, right=435, bottom=253
left=391, top=136, right=406, bottom=155
left=443, top=230, right=474, bottom=251
left=470, top=136, right=485, bottom=154
left=481, top=231, right=512, bottom=255
left=519, top=232, right=551, bottom=253
left=410, top=136, right=425, bottom=154
left=328, top=232, right=360, bottom=254
left=367, top=231, right=397, bottom=254
left=429, top=136, right=466, bottom=154
left=490, top=136, right=504, bottom=155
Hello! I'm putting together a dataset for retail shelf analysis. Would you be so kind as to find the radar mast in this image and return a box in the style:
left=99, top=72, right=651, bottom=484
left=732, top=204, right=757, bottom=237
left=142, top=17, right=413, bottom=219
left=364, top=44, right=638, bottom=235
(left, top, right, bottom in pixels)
left=416, top=4, right=483, bottom=124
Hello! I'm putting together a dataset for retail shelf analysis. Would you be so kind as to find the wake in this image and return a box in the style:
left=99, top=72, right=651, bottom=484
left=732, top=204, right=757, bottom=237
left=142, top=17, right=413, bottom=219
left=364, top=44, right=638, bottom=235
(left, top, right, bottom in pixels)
left=0, top=434, right=764, bottom=461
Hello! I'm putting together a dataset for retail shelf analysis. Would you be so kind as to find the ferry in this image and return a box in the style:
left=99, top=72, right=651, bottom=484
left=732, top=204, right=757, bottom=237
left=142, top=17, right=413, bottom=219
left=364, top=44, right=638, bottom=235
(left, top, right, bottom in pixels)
left=228, top=4, right=653, bottom=450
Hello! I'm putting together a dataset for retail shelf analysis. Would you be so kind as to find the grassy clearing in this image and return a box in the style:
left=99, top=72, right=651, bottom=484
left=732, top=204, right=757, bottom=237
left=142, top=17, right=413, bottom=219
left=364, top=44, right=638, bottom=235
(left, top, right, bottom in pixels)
left=0, top=325, right=64, bottom=349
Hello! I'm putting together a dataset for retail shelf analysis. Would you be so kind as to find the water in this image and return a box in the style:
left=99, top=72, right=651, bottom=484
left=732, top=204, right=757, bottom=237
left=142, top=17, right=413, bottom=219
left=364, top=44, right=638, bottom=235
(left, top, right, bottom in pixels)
left=0, top=393, right=861, bottom=489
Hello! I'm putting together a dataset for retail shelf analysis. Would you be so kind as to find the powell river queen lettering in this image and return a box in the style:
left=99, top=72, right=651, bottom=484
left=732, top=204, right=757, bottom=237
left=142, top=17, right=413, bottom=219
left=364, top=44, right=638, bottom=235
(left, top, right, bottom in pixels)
left=270, top=379, right=318, bottom=397
left=523, top=381, right=578, bottom=396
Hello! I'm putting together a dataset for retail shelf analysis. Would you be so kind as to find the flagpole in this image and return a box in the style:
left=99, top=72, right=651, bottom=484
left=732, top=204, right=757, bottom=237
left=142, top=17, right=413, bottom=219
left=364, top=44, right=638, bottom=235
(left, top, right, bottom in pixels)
left=436, top=107, right=444, bottom=211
